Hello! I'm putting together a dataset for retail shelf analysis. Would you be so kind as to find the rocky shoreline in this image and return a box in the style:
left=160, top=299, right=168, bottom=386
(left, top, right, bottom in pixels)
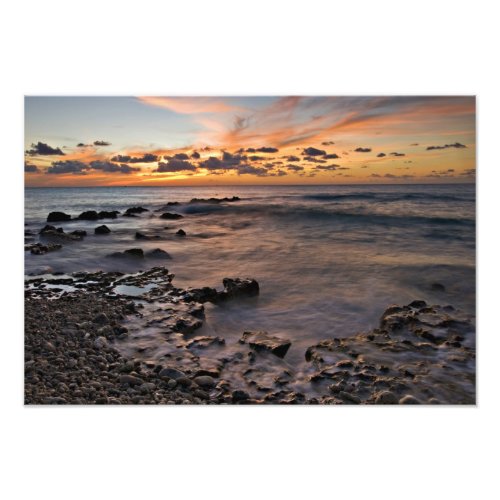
left=25, top=266, right=476, bottom=405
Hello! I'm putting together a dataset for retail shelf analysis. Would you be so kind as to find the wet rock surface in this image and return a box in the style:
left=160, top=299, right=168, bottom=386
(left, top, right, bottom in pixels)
left=25, top=268, right=475, bottom=405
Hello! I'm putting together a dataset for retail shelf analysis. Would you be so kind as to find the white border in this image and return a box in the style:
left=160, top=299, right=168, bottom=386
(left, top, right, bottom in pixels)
left=2, top=1, right=498, bottom=499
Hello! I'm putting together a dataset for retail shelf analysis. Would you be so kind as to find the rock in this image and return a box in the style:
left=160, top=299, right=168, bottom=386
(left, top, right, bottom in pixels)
left=47, top=211, right=71, bottom=222
left=95, top=225, right=111, bottom=234
left=240, top=331, right=291, bottom=358
left=39, top=224, right=57, bottom=234
left=232, top=390, right=249, bottom=402
left=98, top=210, right=119, bottom=219
left=399, top=395, right=421, bottom=404
left=160, top=212, right=183, bottom=220
left=216, top=277, right=259, bottom=302
left=193, top=376, right=216, bottom=389
left=124, top=248, right=144, bottom=258
left=119, top=374, right=143, bottom=386
left=28, top=243, right=62, bottom=255
left=159, top=367, right=186, bottom=380
left=374, top=391, right=398, bottom=404
left=186, top=336, right=225, bottom=349
left=146, top=248, right=170, bottom=259
left=176, top=229, right=186, bottom=236
left=94, top=336, right=108, bottom=349
left=78, top=210, right=99, bottom=220
left=93, top=312, right=109, bottom=325
left=135, top=231, right=149, bottom=239
left=167, top=379, right=177, bottom=389
left=189, top=196, right=240, bottom=204
left=184, top=287, right=218, bottom=303
left=338, top=391, right=361, bottom=404
left=125, top=207, right=149, bottom=215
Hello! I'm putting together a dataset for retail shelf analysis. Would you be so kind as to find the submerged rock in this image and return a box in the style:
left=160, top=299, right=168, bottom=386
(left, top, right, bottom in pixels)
left=47, top=211, right=71, bottom=222
left=78, top=210, right=99, bottom=220
left=217, top=278, right=259, bottom=302
left=146, top=248, right=170, bottom=259
left=95, top=225, right=111, bottom=234
left=160, top=212, right=183, bottom=220
left=176, top=229, right=186, bottom=236
left=125, top=206, right=149, bottom=215
left=240, top=331, right=291, bottom=359
left=27, top=243, right=62, bottom=255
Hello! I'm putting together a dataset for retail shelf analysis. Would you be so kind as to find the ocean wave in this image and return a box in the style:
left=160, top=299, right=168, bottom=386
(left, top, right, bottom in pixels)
left=301, top=192, right=474, bottom=203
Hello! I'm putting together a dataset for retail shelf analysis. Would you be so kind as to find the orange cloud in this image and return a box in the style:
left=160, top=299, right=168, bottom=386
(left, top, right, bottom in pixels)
left=137, top=96, right=245, bottom=114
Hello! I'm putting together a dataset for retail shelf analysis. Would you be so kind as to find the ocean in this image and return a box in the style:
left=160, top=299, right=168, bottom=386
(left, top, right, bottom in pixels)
left=24, top=184, right=476, bottom=365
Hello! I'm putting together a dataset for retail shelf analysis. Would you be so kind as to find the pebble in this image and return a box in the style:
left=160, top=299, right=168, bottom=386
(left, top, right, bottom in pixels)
left=193, top=375, right=216, bottom=389
left=374, top=391, right=398, bottom=404
left=399, top=395, right=421, bottom=404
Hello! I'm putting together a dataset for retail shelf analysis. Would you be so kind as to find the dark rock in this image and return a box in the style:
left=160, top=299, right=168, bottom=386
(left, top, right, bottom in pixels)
left=160, top=212, right=183, bottom=220
left=39, top=224, right=57, bottom=234
left=119, top=374, right=143, bottom=386
left=135, top=231, right=149, bottom=240
left=124, top=248, right=144, bottom=258
left=374, top=391, right=398, bottom=404
left=146, top=248, right=170, bottom=259
left=189, top=196, right=240, bottom=204
left=232, top=390, right=249, bottom=402
left=216, top=277, right=259, bottom=302
left=240, top=331, right=291, bottom=358
left=159, top=367, right=186, bottom=380
left=125, top=207, right=149, bottom=215
left=193, top=375, right=216, bottom=389
left=28, top=243, right=62, bottom=255
left=93, top=312, right=109, bottom=325
left=78, top=210, right=99, bottom=220
left=47, top=211, right=71, bottom=222
left=176, top=229, right=186, bottom=236
left=95, top=225, right=111, bottom=234
left=184, top=287, right=218, bottom=303
left=98, top=210, right=119, bottom=219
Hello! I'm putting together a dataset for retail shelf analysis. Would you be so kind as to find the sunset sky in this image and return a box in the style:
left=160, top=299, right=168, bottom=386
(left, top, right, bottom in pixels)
left=24, top=96, right=476, bottom=186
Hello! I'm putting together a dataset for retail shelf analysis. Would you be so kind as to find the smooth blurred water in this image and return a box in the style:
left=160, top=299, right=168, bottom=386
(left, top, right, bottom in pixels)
left=25, top=184, right=475, bottom=362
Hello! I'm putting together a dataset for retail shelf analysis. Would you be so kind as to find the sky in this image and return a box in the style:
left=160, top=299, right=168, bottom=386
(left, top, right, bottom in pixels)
left=24, top=96, right=476, bottom=186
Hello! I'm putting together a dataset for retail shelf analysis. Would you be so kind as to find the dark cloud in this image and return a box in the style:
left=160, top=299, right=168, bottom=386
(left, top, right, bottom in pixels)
left=191, top=151, right=200, bottom=159
left=236, top=165, right=270, bottom=176
left=390, top=152, right=405, bottom=157
left=410, top=143, right=419, bottom=146
left=361, top=165, right=368, bottom=168
left=460, top=168, right=476, bottom=177
left=370, top=173, right=381, bottom=178
left=354, top=147, right=371, bottom=153
left=285, top=155, right=300, bottom=162
left=315, top=164, right=338, bottom=171
left=163, top=153, right=190, bottom=161
left=94, top=140, right=111, bottom=146
left=46, top=160, right=89, bottom=175
left=24, top=162, right=39, bottom=173
left=321, top=141, right=335, bottom=146
left=426, top=143, right=466, bottom=151
left=154, top=159, right=197, bottom=173
left=76, top=143, right=91, bottom=148
left=384, top=173, right=396, bottom=178
left=111, top=153, right=159, bottom=163
left=304, top=156, right=327, bottom=163
left=377, top=153, right=386, bottom=157
left=89, top=161, right=140, bottom=174
left=249, top=155, right=265, bottom=161
left=26, top=142, right=65, bottom=156
left=323, top=153, right=340, bottom=159
left=245, top=147, right=279, bottom=154
left=286, top=164, right=304, bottom=172
left=302, top=147, right=326, bottom=156
left=268, top=169, right=288, bottom=177
left=198, top=153, right=245, bottom=171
